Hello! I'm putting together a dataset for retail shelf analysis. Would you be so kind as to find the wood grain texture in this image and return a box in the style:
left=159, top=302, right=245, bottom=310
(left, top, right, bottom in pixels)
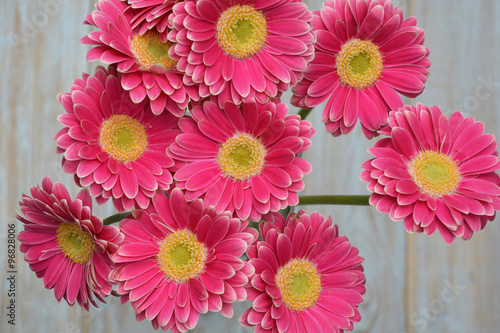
left=406, top=1, right=500, bottom=332
left=1, top=0, right=499, bottom=332
left=1, top=2, right=95, bottom=333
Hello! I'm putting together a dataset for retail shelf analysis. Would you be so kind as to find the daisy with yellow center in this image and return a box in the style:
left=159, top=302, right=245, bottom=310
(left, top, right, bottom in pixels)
left=362, top=103, right=500, bottom=244
left=56, top=223, right=95, bottom=264
left=275, top=259, right=322, bottom=311
left=169, top=100, right=315, bottom=222
left=112, top=189, right=256, bottom=331
left=82, top=0, right=197, bottom=115
left=292, top=0, right=430, bottom=139
left=336, top=39, right=383, bottom=89
left=242, top=211, right=366, bottom=331
left=56, top=66, right=179, bottom=212
left=408, top=150, right=461, bottom=198
left=130, top=31, right=177, bottom=71
left=17, top=177, right=122, bottom=309
left=99, top=114, right=149, bottom=163
left=167, top=0, right=314, bottom=107
left=217, top=132, right=267, bottom=180
left=216, top=5, right=268, bottom=59
left=157, top=229, right=207, bottom=283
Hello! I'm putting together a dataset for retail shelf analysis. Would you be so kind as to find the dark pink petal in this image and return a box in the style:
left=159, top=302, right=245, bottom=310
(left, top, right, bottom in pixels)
left=251, top=176, right=271, bottom=204
left=459, top=155, right=500, bottom=175
left=118, top=243, right=158, bottom=257
left=215, top=238, right=248, bottom=256
left=66, top=264, right=83, bottom=304
left=200, top=272, right=224, bottom=294
left=262, top=167, right=292, bottom=188
left=185, top=165, right=221, bottom=191
left=358, top=4, right=384, bottom=40
left=206, top=261, right=235, bottom=279
left=375, top=81, right=404, bottom=111
left=382, top=70, right=425, bottom=96
left=438, top=223, right=456, bottom=245
left=120, top=167, right=139, bottom=199
left=232, top=61, right=251, bottom=98
left=392, top=127, right=418, bottom=157
left=459, top=178, right=500, bottom=195
left=169, top=188, right=189, bottom=228
left=266, top=36, right=308, bottom=55
left=257, top=52, right=291, bottom=83
left=204, top=215, right=229, bottom=248
left=357, top=89, right=384, bottom=132
left=176, top=133, right=219, bottom=153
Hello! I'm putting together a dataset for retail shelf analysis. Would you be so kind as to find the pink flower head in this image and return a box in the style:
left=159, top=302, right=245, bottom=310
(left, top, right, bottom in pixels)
left=81, top=0, right=198, bottom=116
left=241, top=211, right=366, bottom=332
left=168, top=99, right=315, bottom=221
left=361, top=103, right=500, bottom=244
left=16, top=177, right=123, bottom=310
left=128, top=0, right=179, bottom=39
left=55, top=66, right=179, bottom=212
left=292, top=0, right=430, bottom=139
left=112, top=189, right=257, bottom=332
left=168, top=0, right=315, bottom=107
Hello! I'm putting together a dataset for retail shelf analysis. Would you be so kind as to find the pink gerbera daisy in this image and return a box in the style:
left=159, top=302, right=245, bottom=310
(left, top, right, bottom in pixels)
left=361, top=103, right=500, bottom=244
left=168, top=0, right=315, bottom=107
left=168, top=99, right=315, bottom=221
left=16, top=177, right=123, bottom=310
left=292, top=0, right=430, bottom=139
left=241, top=210, right=366, bottom=332
left=112, top=189, right=257, bottom=332
left=81, top=0, right=198, bottom=116
left=55, top=66, right=179, bottom=212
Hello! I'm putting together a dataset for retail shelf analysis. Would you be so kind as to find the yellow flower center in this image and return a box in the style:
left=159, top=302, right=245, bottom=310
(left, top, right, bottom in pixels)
left=336, top=39, right=383, bottom=89
left=408, top=150, right=461, bottom=197
left=157, top=230, right=207, bottom=283
left=217, top=132, right=266, bottom=180
left=56, top=223, right=94, bottom=264
left=216, top=5, right=267, bottom=59
left=130, top=31, right=177, bottom=71
left=275, top=258, right=322, bottom=311
left=99, top=114, right=148, bottom=163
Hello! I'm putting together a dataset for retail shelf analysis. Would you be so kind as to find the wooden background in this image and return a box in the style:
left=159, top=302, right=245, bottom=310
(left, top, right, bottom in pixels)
left=1, top=0, right=499, bottom=332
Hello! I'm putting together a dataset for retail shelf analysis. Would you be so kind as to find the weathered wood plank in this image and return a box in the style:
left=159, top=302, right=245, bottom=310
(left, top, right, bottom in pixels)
left=407, top=1, right=500, bottom=332
left=1, top=1, right=95, bottom=332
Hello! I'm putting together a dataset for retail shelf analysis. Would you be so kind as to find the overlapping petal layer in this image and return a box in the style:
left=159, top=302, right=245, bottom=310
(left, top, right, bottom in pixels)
left=112, top=189, right=257, bottom=332
left=16, top=177, right=123, bottom=310
left=55, top=66, right=179, bottom=211
left=241, top=211, right=365, bottom=332
left=128, top=0, right=178, bottom=39
left=361, top=103, right=500, bottom=244
left=168, top=99, right=315, bottom=221
left=81, top=0, right=198, bottom=115
left=168, top=0, right=315, bottom=107
left=292, top=0, right=430, bottom=138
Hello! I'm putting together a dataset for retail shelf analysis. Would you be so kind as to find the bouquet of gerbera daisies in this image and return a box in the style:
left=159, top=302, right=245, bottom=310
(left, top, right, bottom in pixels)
left=16, top=0, right=499, bottom=332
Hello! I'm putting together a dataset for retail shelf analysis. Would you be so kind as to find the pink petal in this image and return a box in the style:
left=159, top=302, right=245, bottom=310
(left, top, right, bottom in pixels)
left=120, top=166, right=139, bottom=199
left=185, top=165, right=221, bottom=191
left=262, top=167, right=292, bottom=188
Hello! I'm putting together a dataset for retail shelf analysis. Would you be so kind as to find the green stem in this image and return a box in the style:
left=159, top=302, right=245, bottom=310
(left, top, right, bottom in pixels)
left=298, top=195, right=370, bottom=206
left=298, top=108, right=313, bottom=120
left=103, top=211, right=132, bottom=225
